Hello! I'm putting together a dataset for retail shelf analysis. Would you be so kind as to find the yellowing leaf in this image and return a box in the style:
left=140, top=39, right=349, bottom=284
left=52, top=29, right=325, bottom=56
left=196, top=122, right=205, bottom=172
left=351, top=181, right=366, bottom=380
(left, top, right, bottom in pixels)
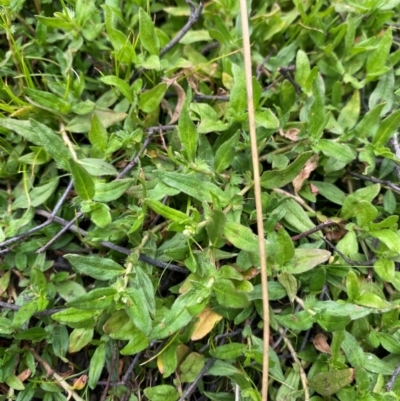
left=191, top=305, right=223, bottom=341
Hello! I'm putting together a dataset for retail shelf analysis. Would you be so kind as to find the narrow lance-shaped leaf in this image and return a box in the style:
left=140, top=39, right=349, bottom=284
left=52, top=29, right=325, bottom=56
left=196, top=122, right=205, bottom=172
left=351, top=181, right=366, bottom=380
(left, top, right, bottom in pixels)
left=139, top=83, right=167, bottom=113
left=89, top=114, right=108, bottom=152
left=261, top=151, right=314, bottom=189
left=145, top=198, right=189, bottom=223
left=178, top=88, right=198, bottom=161
left=64, top=254, right=126, bottom=281
left=139, top=8, right=160, bottom=55
left=68, top=159, right=95, bottom=200
left=372, top=109, right=400, bottom=147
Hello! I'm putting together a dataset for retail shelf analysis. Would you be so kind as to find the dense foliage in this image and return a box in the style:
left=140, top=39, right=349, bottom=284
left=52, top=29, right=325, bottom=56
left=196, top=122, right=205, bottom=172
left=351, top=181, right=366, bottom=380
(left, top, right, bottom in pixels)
left=2, top=0, right=400, bottom=400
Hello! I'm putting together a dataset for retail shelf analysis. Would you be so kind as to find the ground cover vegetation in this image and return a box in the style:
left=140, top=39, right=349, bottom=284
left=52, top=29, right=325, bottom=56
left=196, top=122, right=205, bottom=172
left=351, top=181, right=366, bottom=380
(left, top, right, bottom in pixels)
left=1, top=0, right=400, bottom=400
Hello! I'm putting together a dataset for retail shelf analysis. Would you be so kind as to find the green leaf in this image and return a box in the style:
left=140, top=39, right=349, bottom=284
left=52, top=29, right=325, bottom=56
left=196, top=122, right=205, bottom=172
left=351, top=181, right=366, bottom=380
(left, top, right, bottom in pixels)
left=12, top=301, right=37, bottom=329
left=228, top=64, right=247, bottom=120
left=213, top=279, right=250, bottom=308
left=68, top=158, right=95, bottom=200
left=6, top=375, right=25, bottom=391
left=364, top=353, right=394, bottom=375
left=135, top=266, right=156, bottom=315
left=88, top=343, right=106, bottom=389
left=139, top=8, right=160, bottom=55
left=372, top=109, right=400, bottom=147
left=25, top=87, right=71, bottom=114
left=66, top=288, right=117, bottom=309
left=279, top=199, right=317, bottom=237
left=374, top=258, right=395, bottom=282
left=100, top=75, right=133, bottom=103
left=366, top=27, right=392, bottom=79
left=309, top=369, right=354, bottom=396
left=64, top=254, right=126, bottom=281
left=346, top=270, right=360, bottom=301
left=79, top=158, right=117, bottom=176
left=337, top=90, right=360, bottom=130
left=94, top=178, right=134, bottom=202
left=0, top=119, right=69, bottom=170
left=311, top=181, right=346, bottom=205
left=354, top=200, right=378, bottom=227
left=209, top=343, right=246, bottom=360
left=260, top=151, right=314, bottom=189
left=278, top=272, right=297, bottom=302
left=139, top=83, right=167, bottom=113
left=224, top=222, right=259, bottom=253
left=214, top=131, right=240, bottom=173
left=91, top=202, right=111, bottom=228
left=178, top=88, right=198, bottom=161
left=313, top=139, right=356, bottom=164
left=308, top=74, right=328, bottom=140
left=124, top=287, right=152, bottom=335
left=295, top=49, right=311, bottom=91
left=68, top=327, right=93, bottom=353
left=369, top=229, right=400, bottom=253
left=355, top=103, right=385, bottom=138
left=120, top=329, right=150, bottom=355
left=284, top=249, right=330, bottom=274
left=275, top=310, right=314, bottom=331
left=341, top=331, right=365, bottom=368
left=52, top=308, right=96, bottom=328
left=67, top=109, right=127, bottom=133
left=316, top=313, right=351, bottom=332
left=207, top=360, right=240, bottom=376
left=206, top=209, right=226, bottom=246
left=89, top=114, right=108, bottom=152
left=14, top=327, right=47, bottom=341
left=153, top=170, right=228, bottom=204
left=145, top=198, right=189, bottom=223
left=355, top=293, right=390, bottom=309
left=144, top=385, right=179, bottom=401
left=180, top=352, right=205, bottom=383
left=255, top=109, right=280, bottom=129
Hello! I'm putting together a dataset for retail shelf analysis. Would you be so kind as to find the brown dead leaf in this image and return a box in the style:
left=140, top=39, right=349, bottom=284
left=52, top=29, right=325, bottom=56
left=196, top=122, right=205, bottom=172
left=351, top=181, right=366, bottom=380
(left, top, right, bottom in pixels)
left=17, top=368, right=31, bottom=382
left=72, top=374, right=88, bottom=390
left=279, top=128, right=300, bottom=141
left=313, top=333, right=331, bottom=354
left=191, top=305, right=223, bottom=341
left=163, top=77, right=186, bottom=125
left=310, top=183, right=319, bottom=195
left=293, top=154, right=319, bottom=194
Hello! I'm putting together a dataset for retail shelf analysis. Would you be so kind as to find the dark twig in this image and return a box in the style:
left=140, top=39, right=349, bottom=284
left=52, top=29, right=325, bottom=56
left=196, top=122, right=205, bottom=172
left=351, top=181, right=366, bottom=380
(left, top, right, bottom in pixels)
left=278, top=66, right=301, bottom=93
left=98, top=352, right=142, bottom=386
left=35, top=209, right=188, bottom=274
left=160, top=0, right=204, bottom=57
left=256, top=53, right=271, bottom=80
left=0, top=300, right=64, bottom=316
left=348, top=171, right=400, bottom=193
left=291, top=220, right=336, bottom=241
left=117, top=131, right=155, bottom=179
left=389, top=133, right=400, bottom=182
left=387, top=363, right=400, bottom=391
left=323, top=238, right=376, bottom=267
left=273, top=304, right=302, bottom=350
left=177, top=358, right=216, bottom=401
left=100, top=346, right=118, bottom=401
left=36, top=211, right=83, bottom=254
left=194, top=94, right=230, bottom=101
left=198, top=330, right=243, bottom=353
left=145, top=124, right=176, bottom=133
left=200, top=41, right=219, bottom=55
left=0, top=180, right=74, bottom=250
